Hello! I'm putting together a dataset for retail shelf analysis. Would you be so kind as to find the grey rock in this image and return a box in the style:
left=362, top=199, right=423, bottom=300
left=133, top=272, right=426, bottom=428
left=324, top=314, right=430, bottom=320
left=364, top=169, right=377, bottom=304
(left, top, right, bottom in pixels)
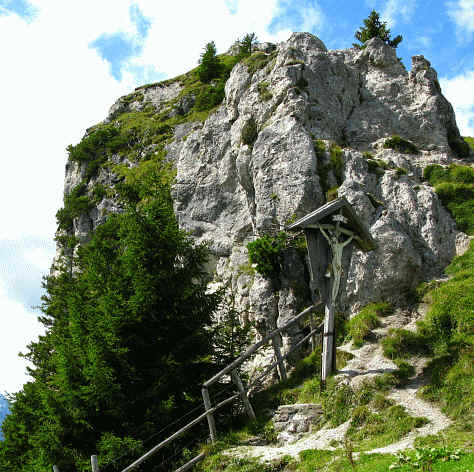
left=58, top=31, right=468, bottom=369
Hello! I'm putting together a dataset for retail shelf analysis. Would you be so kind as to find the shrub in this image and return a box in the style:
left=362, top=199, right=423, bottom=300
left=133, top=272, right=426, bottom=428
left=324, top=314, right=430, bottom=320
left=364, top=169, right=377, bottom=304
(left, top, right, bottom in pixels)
left=329, top=143, right=344, bottom=184
left=241, top=117, right=258, bottom=146
left=194, top=82, right=225, bottom=111
left=56, top=182, right=92, bottom=231
left=247, top=232, right=287, bottom=279
left=257, top=81, right=272, bottom=101
left=384, top=135, right=419, bottom=154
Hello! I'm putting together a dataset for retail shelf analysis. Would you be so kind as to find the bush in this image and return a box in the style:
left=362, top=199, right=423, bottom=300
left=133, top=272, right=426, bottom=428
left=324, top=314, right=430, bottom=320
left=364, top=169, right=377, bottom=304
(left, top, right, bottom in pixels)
left=257, top=81, right=272, bottom=101
left=241, top=117, right=258, bottom=146
left=56, top=182, right=92, bottom=231
left=247, top=232, right=287, bottom=279
left=194, top=82, right=225, bottom=111
left=329, top=143, right=344, bottom=184
left=384, top=135, right=419, bottom=154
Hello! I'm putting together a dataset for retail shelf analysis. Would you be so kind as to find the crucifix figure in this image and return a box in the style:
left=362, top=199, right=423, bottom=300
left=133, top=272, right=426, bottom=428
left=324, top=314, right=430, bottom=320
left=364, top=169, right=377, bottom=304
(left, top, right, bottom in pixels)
left=286, top=197, right=376, bottom=388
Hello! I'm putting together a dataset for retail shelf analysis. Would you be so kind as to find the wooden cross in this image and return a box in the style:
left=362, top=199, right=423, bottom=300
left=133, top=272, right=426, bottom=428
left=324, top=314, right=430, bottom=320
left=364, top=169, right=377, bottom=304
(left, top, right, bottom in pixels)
left=287, top=197, right=376, bottom=386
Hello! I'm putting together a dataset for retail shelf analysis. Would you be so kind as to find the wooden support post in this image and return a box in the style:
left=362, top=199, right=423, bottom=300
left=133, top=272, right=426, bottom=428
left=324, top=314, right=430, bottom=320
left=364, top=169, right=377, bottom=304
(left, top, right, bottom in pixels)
left=272, top=334, right=287, bottom=381
left=53, top=466, right=60, bottom=472
left=309, top=314, right=317, bottom=351
left=231, top=370, right=256, bottom=420
left=201, top=387, right=216, bottom=443
left=321, top=301, right=335, bottom=387
left=91, top=455, right=99, bottom=472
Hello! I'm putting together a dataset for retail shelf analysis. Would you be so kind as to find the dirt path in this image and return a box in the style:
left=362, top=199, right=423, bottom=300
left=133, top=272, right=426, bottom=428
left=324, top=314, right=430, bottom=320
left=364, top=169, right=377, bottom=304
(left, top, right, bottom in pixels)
left=228, top=309, right=451, bottom=462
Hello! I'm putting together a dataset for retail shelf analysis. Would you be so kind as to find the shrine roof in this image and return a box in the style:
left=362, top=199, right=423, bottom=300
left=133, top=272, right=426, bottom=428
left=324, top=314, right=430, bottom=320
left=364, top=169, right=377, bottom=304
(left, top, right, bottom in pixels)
left=286, top=197, right=376, bottom=252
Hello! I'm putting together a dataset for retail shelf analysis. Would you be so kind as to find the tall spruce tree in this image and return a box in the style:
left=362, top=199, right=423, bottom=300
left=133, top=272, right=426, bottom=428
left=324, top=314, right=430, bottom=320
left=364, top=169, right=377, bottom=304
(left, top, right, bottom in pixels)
left=198, top=41, right=221, bottom=83
left=353, top=10, right=402, bottom=49
left=0, top=166, right=220, bottom=472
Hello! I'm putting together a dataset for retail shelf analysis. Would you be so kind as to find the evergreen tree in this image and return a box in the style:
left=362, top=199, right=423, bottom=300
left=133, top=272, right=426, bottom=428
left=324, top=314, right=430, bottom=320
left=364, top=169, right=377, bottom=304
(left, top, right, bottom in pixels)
left=353, top=10, right=402, bottom=49
left=198, top=41, right=221, bottom=83
left=0, top=167, right=220, bottom=472
left=237, top=32, right=258, bottom=58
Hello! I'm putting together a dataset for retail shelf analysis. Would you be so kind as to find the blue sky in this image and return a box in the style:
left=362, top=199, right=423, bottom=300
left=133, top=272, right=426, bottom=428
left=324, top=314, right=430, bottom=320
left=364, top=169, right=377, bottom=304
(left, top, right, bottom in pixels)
left=0, top=0, right=472, bottom=394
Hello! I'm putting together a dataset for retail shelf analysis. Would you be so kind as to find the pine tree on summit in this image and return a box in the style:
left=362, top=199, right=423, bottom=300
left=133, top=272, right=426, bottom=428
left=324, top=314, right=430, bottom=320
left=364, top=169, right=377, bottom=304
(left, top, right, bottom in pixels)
left=353, top=10, right=402, bottom=49
left=198, top=41, right=221, bottom=83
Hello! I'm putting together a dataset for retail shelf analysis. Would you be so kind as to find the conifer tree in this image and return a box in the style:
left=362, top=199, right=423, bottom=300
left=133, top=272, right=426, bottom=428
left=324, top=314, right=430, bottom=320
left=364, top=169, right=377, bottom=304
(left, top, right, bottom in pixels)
left=198, top=41, right=221, bottom=83
left=0, top=167, right=221, bottom=472
left=353, top=10, right=402, bottom=49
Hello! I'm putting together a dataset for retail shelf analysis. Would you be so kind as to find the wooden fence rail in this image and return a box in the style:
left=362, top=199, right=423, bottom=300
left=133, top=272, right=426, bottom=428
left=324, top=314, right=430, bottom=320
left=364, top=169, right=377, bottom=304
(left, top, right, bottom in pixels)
left=113, top=302, right=322, bottom=472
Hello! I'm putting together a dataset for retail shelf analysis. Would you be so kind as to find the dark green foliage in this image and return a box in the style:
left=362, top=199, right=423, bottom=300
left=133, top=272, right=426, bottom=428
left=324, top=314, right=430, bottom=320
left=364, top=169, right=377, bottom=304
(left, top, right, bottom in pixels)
left=198, top=41, right=222, bottom=83
left=67, top=124, right=131, bottom=179
left=448, top=129, right=470, bottom=158
left=383, top=135, right=419, bottom=154
left=295, top=76, right=308, bottom=89
left=395, top=166, right=408, bottom=177
left=92, top=183, right=107, bottom=203
left=247, top=232, right=288, bottom=279
left=464, top=136, right=474, bottom=150
left=55, top=181, right=92, bottom=231
left=0, top=166, right=220, bottom=472
left=241, top=117, right=258, bottom=146
left=237, top=33, right=258, bottom=58
left=353, top=10, right=402, bottom=49
left=423, top=164, right=474, bottom=234
left=194, top=81, right=226, bottom=111
left=329, top=144, right=344, bottom=184
left=257, top=81, right=272, bottom=101
left=211, top=295, right=252, bottom=371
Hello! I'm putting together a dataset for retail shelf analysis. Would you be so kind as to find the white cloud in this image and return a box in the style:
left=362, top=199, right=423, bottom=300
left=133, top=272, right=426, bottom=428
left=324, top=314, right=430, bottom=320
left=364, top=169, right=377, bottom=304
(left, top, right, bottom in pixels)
left=0, top=0, right=298, bottom=394
left=447, top=0, right=474, bottom=37
left=0, top=284, right=44, bottom=394
left=440, top=71, right=474, bottom=136
left=382, top=0, right=417, bottom=27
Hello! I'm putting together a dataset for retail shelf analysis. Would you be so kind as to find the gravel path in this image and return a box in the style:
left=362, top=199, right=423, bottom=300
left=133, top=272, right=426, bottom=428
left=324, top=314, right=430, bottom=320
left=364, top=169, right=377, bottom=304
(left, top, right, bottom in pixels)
left=227, top=308, right=452, bottom=462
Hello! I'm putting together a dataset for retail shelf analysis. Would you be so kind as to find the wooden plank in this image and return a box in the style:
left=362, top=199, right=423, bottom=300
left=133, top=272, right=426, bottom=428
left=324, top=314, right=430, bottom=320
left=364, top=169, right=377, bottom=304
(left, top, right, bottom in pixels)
left=305, top=231, right=330, bottom=304
left=91, top=455, right=99, bottom=472
left=121, top=394, right=239, bottom=472
left=231, top=371, right=256, bottom=420
left=321, top=300, right=335, bottom=386
left=202, top=387, right=216, bottom=443
left=248, top=324, right=323, bottom=395
left=203, top=304, right=319, bottom=388
left=272, top=335, right=287, bottom=381
left=287, top=197, right=376, bottom=252
left=174, top=453, right=206, bottom=472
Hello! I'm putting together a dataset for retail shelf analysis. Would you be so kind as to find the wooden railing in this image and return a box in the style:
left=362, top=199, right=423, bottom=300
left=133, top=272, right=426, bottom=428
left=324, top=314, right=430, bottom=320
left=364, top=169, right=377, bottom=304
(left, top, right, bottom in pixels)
left=117, top=302, right=322, bottom=472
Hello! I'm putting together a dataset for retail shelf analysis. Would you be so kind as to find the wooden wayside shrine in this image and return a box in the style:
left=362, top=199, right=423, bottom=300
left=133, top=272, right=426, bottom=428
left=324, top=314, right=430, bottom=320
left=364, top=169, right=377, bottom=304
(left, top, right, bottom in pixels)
left=287, top=197, right=376, bottom=387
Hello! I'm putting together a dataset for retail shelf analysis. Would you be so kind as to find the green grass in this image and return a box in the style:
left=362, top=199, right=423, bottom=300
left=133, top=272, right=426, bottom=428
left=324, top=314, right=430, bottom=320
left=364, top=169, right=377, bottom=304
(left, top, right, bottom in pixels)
left=382, top=240, right=474, bottom=425
left=423, top=163, right=474, bottom=234
left=464, top=136, right=474, bottom=150
left=347, top=302, right=392, bottom=348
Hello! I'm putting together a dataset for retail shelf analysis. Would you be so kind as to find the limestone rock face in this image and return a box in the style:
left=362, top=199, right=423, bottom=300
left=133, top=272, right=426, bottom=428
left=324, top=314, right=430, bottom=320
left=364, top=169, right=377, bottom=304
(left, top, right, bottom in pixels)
left=60, top=32, right=470, bottom=351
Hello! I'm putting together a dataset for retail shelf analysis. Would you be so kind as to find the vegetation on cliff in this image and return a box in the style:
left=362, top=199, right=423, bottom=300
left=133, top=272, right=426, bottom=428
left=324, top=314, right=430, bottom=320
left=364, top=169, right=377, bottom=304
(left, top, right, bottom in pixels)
left=0, top=166, right=221, bottom=471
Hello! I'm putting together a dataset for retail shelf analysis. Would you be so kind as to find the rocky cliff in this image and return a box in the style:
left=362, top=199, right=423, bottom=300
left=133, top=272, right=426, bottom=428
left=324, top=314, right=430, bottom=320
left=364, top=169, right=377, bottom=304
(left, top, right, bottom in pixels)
left=58, top=33, right=471, bottom=351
